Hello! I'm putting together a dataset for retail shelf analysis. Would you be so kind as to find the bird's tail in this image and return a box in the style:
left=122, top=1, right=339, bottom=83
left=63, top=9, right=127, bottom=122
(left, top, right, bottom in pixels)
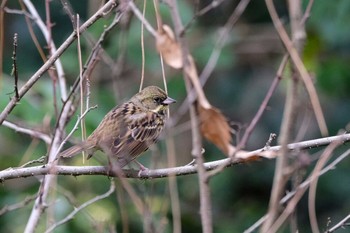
left=59, top=145, right=84, bottom=158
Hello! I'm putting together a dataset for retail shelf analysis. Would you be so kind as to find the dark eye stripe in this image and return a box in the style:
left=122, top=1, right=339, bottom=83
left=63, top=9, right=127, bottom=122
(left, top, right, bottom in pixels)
left=154, top=96, right=167, bottom=104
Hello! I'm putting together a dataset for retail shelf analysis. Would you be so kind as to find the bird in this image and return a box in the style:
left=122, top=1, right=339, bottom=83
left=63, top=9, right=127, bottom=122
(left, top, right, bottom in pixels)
left=59, top=86, right=176, bottom=170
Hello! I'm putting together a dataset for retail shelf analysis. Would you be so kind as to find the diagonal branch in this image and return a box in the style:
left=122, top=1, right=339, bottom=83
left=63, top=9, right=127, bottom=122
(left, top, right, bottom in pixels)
left=3, top=120, right=51, bottom=144
left=21, top=2, right=119, bottom=233
left=0, top=0, right=118, bottom=125
left=44, top=180, right=115, bottom=233
left=265, top=0, right=328, bottom=136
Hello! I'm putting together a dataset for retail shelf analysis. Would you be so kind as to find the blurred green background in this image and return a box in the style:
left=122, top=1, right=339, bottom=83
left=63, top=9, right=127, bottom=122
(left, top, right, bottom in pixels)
left=0, top=0, right=350, bottom=232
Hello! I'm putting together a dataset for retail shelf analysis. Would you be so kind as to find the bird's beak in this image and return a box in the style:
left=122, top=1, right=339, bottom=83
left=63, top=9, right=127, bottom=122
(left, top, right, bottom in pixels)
left=162, top=96, right=176, bottom=105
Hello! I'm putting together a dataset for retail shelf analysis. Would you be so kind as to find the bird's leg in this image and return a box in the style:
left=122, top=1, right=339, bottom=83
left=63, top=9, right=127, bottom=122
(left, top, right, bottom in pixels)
left=133, top=160, right=149, bottom=177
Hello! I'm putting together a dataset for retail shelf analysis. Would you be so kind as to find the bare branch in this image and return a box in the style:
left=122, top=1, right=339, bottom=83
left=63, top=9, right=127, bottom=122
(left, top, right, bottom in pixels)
left=165, top=0, right=213, bottom=231
left=0, top=194, right=37, bottom=216
left=11, top=33, right=19, bottom=100
left=268, top=141, right=340, bottom=233
left=22, top=2, right=119, bottom=232
left=0, top=0, right=118, bottom=125
left=3, top=6, right=34, bottom=19
left=171, top=0, right=251, bottom=126
left=262, top=1, right=306, bottom=230
left=127, top=0, right=157, bottom=37
left=44, top=180, right=115, bottom=233
left=182, top=0, right=227, bottom=34
left=326, top=214, right=350, bottom=233
left=239, top=54, right=288, bottom=147
left=245, top=147, right=350, bottom=232
left=55, top=105, right=98, bottom=158
left=1, top=133, right=349, bottom=181
left=22, top=0, right=67, bottom=100
left=265, top=0, right=328, bottom=136
left=3, top=120, right=51, bottom=144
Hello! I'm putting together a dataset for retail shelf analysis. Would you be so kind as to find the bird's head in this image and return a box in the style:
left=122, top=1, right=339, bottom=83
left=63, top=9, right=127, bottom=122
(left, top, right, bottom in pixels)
left=135, top=86, right=176, bottom=115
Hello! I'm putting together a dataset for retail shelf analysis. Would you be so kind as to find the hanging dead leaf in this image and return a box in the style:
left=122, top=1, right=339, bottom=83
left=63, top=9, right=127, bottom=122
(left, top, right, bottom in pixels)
left=156, top=25, right=183, bottom=69
left=198, top=104, right=234, bottom=156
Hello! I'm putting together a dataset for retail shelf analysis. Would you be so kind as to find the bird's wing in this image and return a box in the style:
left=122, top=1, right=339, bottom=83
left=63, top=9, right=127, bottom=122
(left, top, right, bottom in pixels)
left=128, top=111, right=164, bottom=142
left=101, top=103, right=164, bottom=167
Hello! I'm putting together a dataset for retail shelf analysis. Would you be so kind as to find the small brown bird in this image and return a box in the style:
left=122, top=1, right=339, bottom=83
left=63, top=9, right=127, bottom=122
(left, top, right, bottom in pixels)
left=59, top=86, right=176, bottom=169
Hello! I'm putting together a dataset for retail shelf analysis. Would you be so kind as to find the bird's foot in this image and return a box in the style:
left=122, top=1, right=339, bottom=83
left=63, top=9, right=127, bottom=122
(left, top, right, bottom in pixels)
left=185, top=159, right=196, bottom=166
left=134, top=160, right=149, bottom=177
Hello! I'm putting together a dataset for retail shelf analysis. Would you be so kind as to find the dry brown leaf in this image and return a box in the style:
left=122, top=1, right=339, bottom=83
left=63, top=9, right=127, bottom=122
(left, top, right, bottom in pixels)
left=183, top=52, right=233, bottom=156
left=198, top=104, right=233, bottom=156
left=156, top=25, right=183, bottom=69
left=155, top=26, right=235, bottom=156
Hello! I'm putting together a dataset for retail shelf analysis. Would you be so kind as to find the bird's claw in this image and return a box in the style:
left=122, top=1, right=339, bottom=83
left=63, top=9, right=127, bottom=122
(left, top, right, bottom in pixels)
left=185, top=159, right=196, bottom=166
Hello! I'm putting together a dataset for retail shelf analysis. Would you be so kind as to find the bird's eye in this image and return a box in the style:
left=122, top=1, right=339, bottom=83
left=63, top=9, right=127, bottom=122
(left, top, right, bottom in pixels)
left=153, top=97, right=162, bottom=104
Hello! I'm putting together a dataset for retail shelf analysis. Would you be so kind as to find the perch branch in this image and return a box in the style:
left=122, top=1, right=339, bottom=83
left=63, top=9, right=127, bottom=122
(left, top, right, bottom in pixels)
left=1, top=133, right=349, bottom=182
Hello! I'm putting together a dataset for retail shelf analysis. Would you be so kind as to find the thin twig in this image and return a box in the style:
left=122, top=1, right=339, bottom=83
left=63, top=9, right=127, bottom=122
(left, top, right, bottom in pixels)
left=207, top=54, right=288, bottom=177
left=268, top=142, right=340, bottom=233
left=265, top=0, right=328, bottom=136
left=0, top=0, right=118, bottom=125
left=76, top=14, right=88, bottom=161
left=19, top=156, right=46, bottom=168
left=55, top=7, right=123, bottom=132
left=165, top=137, right=182, bottom=233
left=3, top=6, right=34, bottom=19
left=3, top=120, right=51, bottom=144
left=60, top=0, right=76, bottom=28
left=0, top=0, right=6, bottom=86
left=55, top=105, right=97, bottom=158
left=153, top=1, right=181, bottom=230
left=44, top=180, right=115, bottom=233
left=139, top=0, right=146, bottom=91
left=0, top=194, right=37, bottom=216
left=44, top=0, right=59, bottom=118
left=182, top=0, right=226, bottom=34
left=239, top=54, right=288, bottom=148
left=170, top=0, right=251, bottom=127
left=18, top=0, right=47, bottom=62
left=127, top=0, right=157, bottom=37
left=245, top=148, right=350, bottom=232
left=244, top=215, right=269, bottom=233
left=301, top=0, right=314, bottom=25
left=326, top=214, right=350, bottom=233
left=261, top=1, right=305, bottom=230
left=165, top=0, right=213, bottom=232
left=22, top=2, right=118, bottom=232
left=23, top=0, right=67, bottom=101
left=105, top=166, right=153, bottom=232
left=11, top=33, right=19, bottom=99
left=308, top=141, right=339, bottom=233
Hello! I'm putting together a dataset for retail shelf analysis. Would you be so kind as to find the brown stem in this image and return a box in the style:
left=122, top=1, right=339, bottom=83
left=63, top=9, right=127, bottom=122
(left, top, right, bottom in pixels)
left=0, top=0, right=118, bottom=125
left=166, top=0, right=213, bottom=231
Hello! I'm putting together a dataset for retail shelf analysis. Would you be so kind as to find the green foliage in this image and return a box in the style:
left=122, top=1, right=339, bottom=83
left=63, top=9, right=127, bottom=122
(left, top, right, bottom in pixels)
left=318, top=58, right=350, bottom=97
